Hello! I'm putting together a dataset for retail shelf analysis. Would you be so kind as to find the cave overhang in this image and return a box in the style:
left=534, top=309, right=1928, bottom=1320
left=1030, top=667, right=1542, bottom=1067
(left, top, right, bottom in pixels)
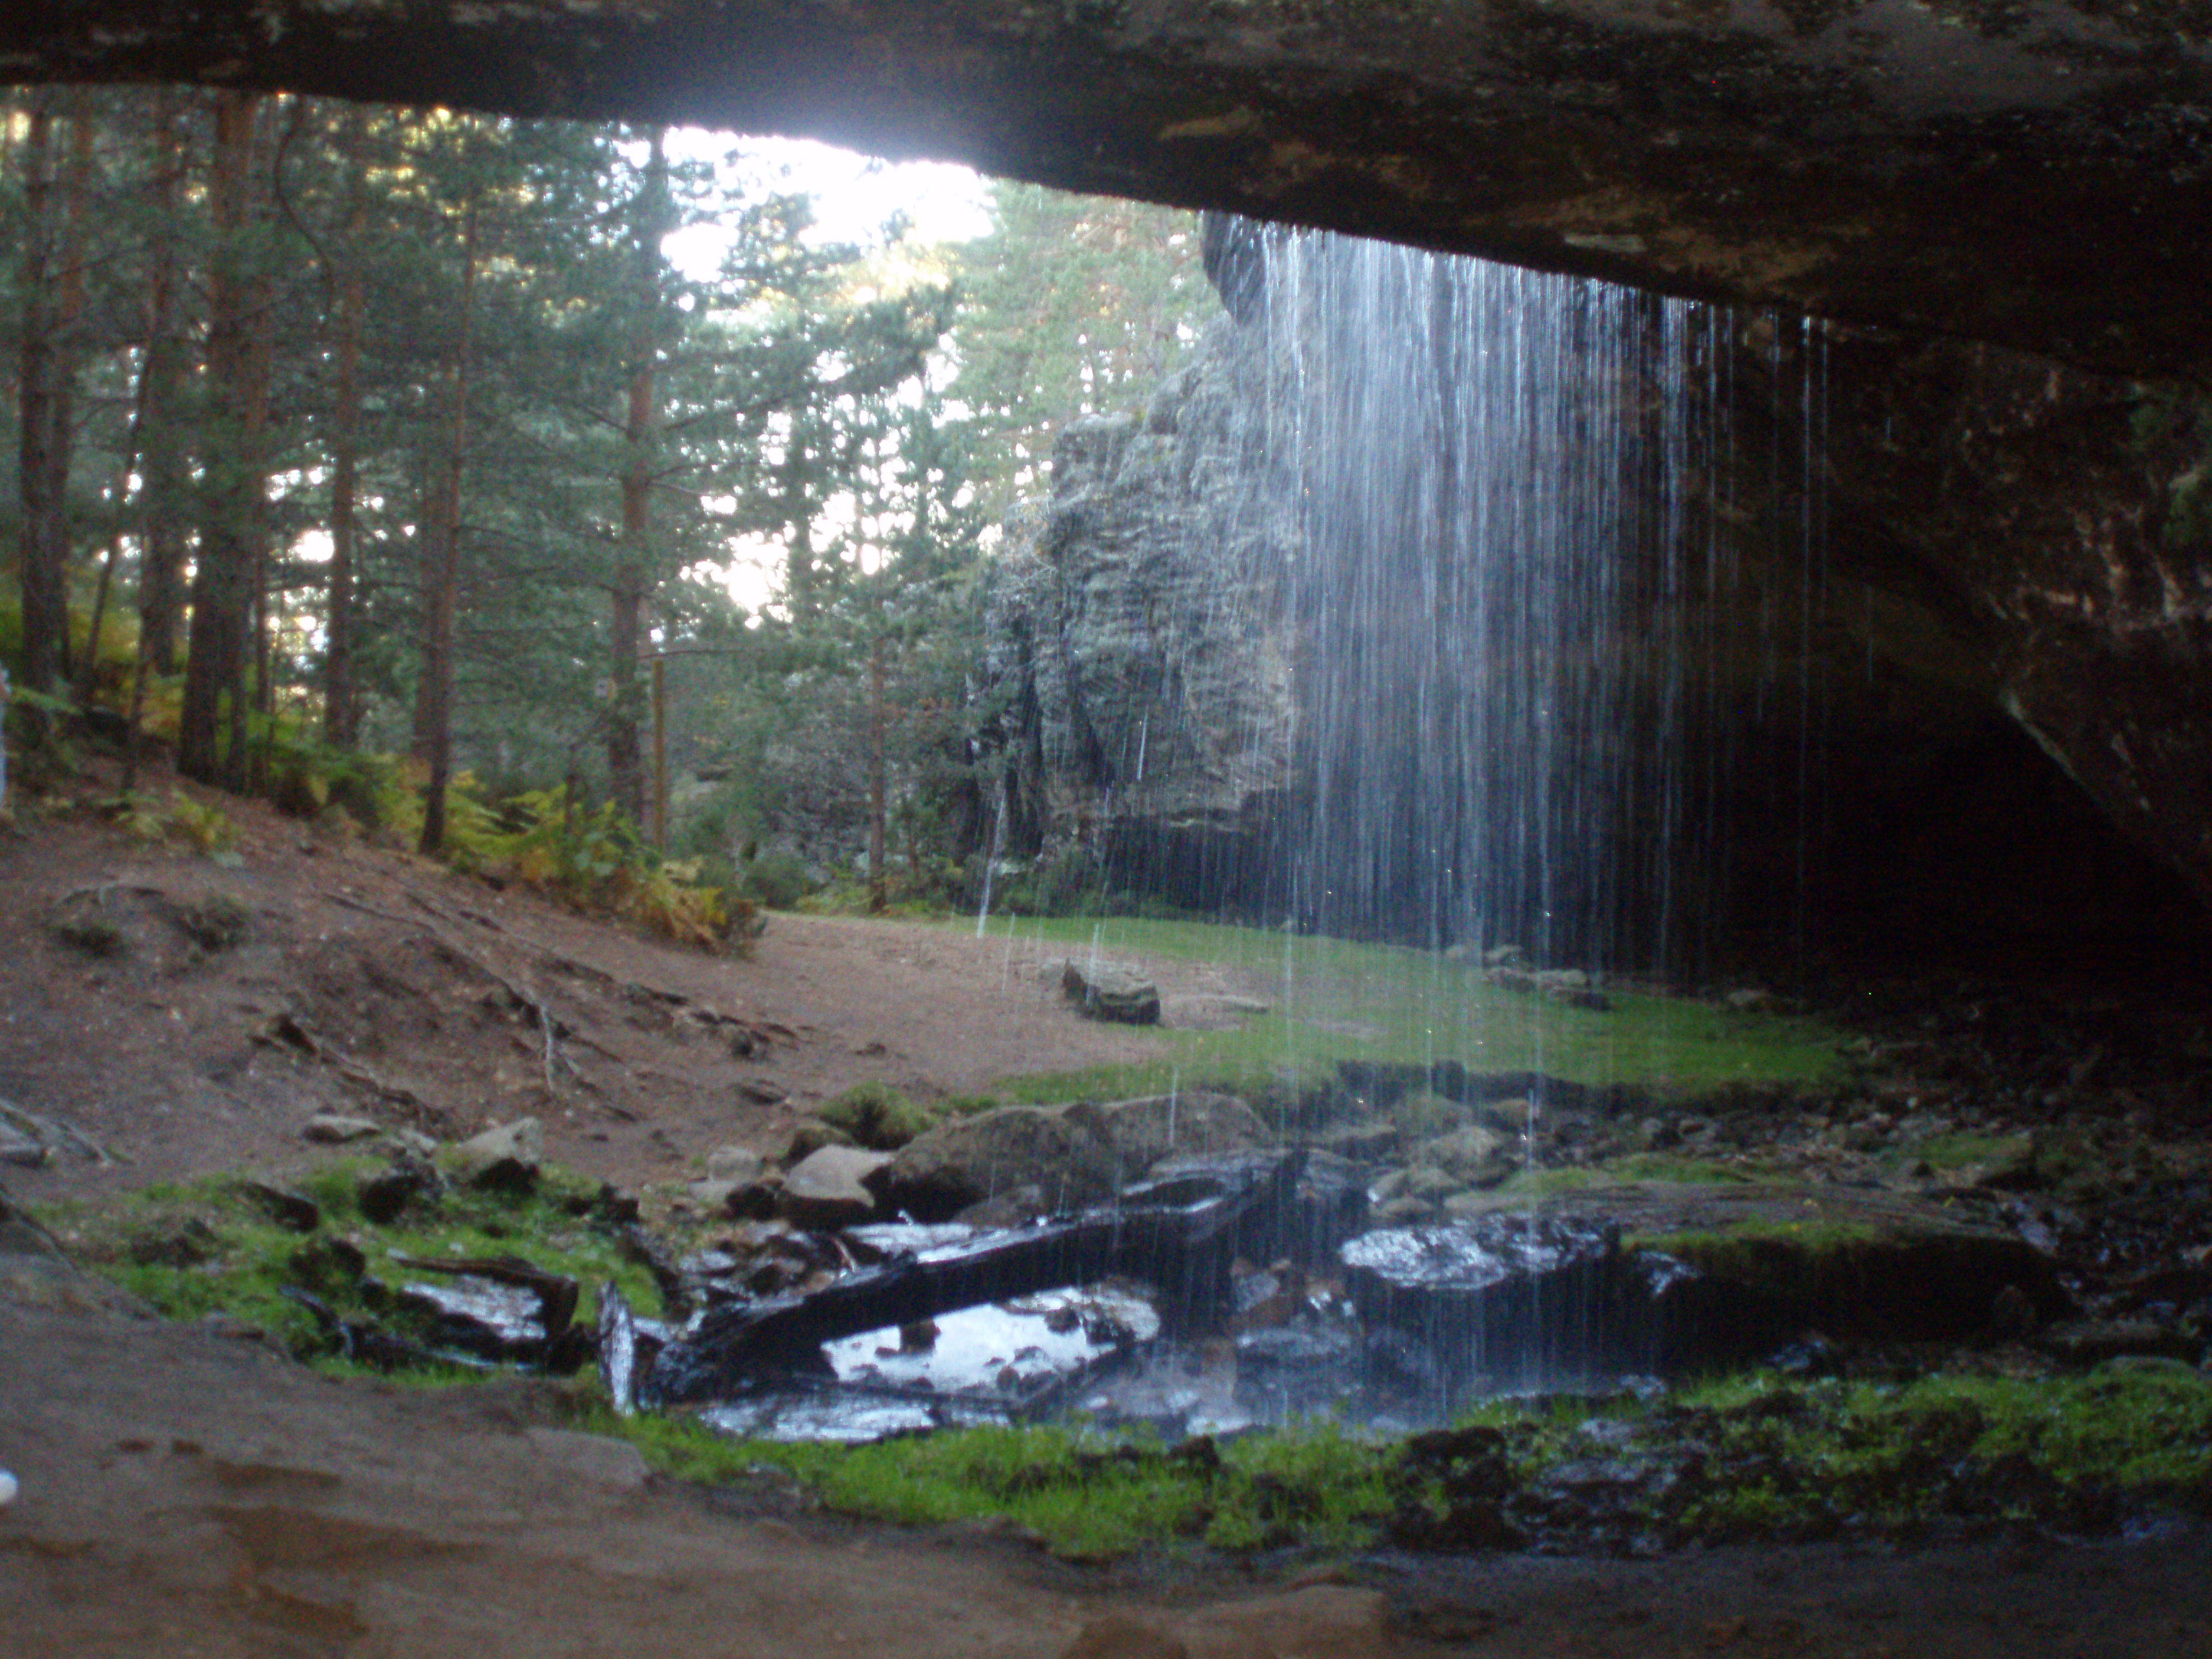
left=6, top=1, right=2211, bottom=381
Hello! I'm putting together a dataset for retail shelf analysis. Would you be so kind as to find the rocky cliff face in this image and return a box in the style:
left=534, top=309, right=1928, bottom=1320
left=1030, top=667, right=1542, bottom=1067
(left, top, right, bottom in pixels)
left=977, top=320, right=1302, bottom=909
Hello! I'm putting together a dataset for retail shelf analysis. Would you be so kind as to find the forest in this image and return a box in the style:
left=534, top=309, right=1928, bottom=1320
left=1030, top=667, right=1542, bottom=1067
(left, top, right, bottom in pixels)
left=0, top=86, right=1211, bottom=927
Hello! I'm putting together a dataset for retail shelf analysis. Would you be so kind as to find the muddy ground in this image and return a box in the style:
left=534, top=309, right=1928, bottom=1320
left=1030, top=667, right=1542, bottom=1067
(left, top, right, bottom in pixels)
left=6, top=765, right=2212, bottom=1658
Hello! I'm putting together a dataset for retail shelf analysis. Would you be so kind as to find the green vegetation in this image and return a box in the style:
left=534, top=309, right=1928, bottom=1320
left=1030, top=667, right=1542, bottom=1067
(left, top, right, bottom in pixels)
left=963, top=915, right=1845, bottom=1102
left=584, top=1364, right=2212, bottom=1559
left=594, top=1413, right=1398, bottom=1560
left=1491, top=1154, right=1768, bottom=1197
left=45, top=1159, right=662, bottom=1362
left=42, top=1155, right=2212, bottom=1560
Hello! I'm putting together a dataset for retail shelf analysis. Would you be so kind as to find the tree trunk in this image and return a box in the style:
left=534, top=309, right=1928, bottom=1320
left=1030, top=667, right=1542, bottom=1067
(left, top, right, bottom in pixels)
left=14, top=94, right=64, bottom=711
left=243, top=96, right=281, bottom=787
left=178, top=90, right=263, bottom=787
left=138, top=87, right=190, bottom=678
left=42, top=91, right=94, bottom=688
left=323, top=104, right=369, bottom=748
left=607, top=127, right=670, bottom=828
left=869, top=632, right=889, bottom=913
left=417, top=194, right=480, bottom=857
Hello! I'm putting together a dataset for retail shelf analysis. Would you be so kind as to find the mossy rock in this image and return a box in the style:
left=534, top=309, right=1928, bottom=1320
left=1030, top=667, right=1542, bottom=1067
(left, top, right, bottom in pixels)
left=817, top=1083, right=945, bottom=1151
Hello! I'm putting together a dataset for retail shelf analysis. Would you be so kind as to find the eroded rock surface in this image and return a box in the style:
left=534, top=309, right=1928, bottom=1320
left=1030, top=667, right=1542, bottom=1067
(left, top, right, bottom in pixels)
left=10, top=1, right=2211, bottom=379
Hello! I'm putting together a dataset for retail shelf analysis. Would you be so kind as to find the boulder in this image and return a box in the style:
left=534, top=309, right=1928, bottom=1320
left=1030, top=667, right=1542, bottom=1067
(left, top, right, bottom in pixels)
left=1064, top=1091, right=1268, bottom=1174
left=1413, top=1125, right=1516, bottom=1189
left=302, top=1113, right=382, bottom=1145
left=779, top=1146, right=892, bottom=1229
left=867, top=1105, right=1118, bottom=1223
left=455, top=1117, right=543, bottom=1169
left=1061, top=961, right=1161, bottom=1026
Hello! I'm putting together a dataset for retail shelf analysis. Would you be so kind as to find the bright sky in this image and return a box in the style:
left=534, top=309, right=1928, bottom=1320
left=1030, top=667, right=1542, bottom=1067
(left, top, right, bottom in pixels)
left=660, top=135, right=1002, bottom=614
left=661, top=132, right=997, bottom=280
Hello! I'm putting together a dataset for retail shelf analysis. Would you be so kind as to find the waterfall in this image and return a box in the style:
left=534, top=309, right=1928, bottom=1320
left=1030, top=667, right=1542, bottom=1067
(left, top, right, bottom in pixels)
left=1254, top=229, right=1759, bottom=973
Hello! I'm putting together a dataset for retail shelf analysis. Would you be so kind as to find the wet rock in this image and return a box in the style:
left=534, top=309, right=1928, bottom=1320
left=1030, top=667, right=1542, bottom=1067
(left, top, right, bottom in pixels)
left=1370, top=1195, right=1441, bottom=1228
left=868, top=1105, right=1120, bottom=1221
left=1344, top=1218, right=1645, bottom=1398
left=1061, top=961, right=1161, bottom=1025
left=2039, top=1318, right=2198, bottom=1367
left=781, top=1118, right=858, bottom=1164
left=780, top=1145, right=891, bottom=1228
left=1065, top=1091, right=1268, bottom=1174
left=1413, top=1125, right=1514, bottom=1187
left=953, top=1185, right=1049, bottom=1228
left=392, top=1254, right=585, bottom=1370
left=1308, top=1118, right=1398, bottom=1161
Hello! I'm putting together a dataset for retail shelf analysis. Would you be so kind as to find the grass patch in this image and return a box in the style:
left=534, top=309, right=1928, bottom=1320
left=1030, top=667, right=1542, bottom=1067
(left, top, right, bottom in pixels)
left=590, top=1411, right=1400, bottom=1560
left=587, top=1362, right=2212, bottom=1560
left=958, top=915, right=1846, bottom=1105
left=1492, top=1154, right=1771, bottom=1197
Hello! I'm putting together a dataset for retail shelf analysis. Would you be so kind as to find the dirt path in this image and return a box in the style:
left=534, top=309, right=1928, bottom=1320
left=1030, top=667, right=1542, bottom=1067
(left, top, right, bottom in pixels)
left=0, top=770, right=1243, bottom=1205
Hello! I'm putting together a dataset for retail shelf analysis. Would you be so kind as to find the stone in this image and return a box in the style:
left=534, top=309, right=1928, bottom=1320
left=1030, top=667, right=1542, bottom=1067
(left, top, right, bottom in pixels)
left=779, top=1146, right=892, bottom=1228
left=0, top=1125, right=45, bottom=1168
left=2040, top=1319, right=2198, bottom=1367
left=454, top=1117, right=543, bottom=1168
left=1061, top=961, right=1161, bottom=1025
left=704, top=1145, right=767, bottom=1185
left=1413, top=1125, right=1514, bottom=1187
left=302, top=1114, right=382, bottom=1145
left=868, top=1104, right=1121, bottom=1222
left=1063, top=1091, right=1268, bottom=1174
left=234, top=1180, right=320, bottom=1234
left=358, top=1156, right=443, bottom=1226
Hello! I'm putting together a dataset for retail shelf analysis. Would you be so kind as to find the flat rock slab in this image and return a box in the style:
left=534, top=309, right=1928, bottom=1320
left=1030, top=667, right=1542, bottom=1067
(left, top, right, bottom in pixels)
left=1451, top=1179, right=2069, bottom=1351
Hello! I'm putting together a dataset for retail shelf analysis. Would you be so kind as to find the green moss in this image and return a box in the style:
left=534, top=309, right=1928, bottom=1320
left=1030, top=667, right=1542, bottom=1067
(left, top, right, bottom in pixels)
left=588, top=1411, right=1399, bottom=1560
left=48, top=1161, right=668, bottom=1367
left=817, top=1082, right=945, bottom=1151
left=1626, top=1219, right=1889, bottom=1298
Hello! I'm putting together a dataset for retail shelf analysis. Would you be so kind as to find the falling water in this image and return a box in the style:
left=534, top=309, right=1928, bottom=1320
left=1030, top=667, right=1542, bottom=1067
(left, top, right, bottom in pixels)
left=1255, top=230, right=1740, bottom=971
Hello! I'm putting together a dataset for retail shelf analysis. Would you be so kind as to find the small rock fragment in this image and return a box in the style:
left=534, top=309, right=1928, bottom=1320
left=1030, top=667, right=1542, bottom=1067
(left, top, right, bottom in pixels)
left=303, top=1115, right=382, bottom=1146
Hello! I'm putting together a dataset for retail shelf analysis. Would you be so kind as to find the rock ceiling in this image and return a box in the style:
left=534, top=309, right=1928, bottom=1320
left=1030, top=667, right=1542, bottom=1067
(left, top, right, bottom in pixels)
left=6, top=0, right=2209, bottom=380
